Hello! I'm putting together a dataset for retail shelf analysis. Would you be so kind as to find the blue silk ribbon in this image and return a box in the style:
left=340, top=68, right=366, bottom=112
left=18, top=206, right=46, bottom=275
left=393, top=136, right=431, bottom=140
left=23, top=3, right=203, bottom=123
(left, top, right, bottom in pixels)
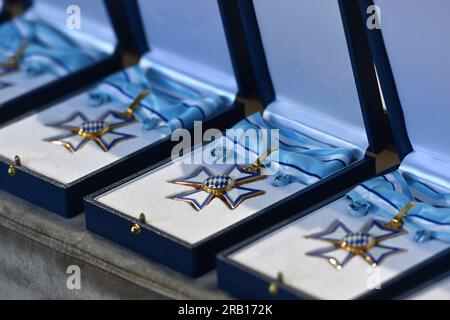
left=211, top=112, right=356, bottom=187
left=0, top=16, right=104, bottom=76
left=347, top=170, right=450, bottom=243
left=89, top=65, right=229, bottom=132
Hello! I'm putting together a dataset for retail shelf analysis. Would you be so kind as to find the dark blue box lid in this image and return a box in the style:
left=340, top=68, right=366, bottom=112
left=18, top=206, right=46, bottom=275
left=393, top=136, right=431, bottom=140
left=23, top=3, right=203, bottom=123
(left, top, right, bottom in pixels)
left=122, top=0, right=256, bottom=98
left=361, top=0, right=450, bottom=189
left=237, top=0, right=388, bottom=154
left=0, top=0, right=132, bottom=122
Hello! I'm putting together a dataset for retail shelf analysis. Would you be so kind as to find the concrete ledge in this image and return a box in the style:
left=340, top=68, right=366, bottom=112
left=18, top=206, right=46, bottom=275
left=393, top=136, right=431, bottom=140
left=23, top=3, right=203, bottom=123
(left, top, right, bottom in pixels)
left=0, top=191, right=230, bottom=300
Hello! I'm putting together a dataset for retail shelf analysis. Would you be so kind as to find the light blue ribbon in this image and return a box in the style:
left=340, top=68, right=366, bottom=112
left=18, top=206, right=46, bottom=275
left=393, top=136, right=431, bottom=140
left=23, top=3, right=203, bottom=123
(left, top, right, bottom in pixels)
left=211, top=112, right=355, bottom=187
left=89, top=65, right=229, bottom=132
left=347, top=170, right=450, bottom=243
left=0, top=16, right=104, bottom=76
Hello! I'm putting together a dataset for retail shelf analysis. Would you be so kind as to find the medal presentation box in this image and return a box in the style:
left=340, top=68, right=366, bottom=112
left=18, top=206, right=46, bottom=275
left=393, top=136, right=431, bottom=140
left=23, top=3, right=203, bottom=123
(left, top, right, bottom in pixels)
left=217, top=0, right=450, bottom=300
left=84, top=0, right=388, bottom=278
left=0, top=0, right=127, bottom=125
left=0, top=0, right=250, bottom=218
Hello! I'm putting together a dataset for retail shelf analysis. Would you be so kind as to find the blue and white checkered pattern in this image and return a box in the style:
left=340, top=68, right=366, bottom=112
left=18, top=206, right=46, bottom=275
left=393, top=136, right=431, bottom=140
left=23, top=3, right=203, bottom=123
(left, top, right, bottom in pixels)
left=307, top=220, right=405, bottom=269
left=204, top=175, right=233, bottom=190
left=45, top=111, right=136, bottom=153
left=81, top=121, right=107, bottom=134
left=341, top=232, right=374, bottom=248
left=173, top=165, right=266, bottom=211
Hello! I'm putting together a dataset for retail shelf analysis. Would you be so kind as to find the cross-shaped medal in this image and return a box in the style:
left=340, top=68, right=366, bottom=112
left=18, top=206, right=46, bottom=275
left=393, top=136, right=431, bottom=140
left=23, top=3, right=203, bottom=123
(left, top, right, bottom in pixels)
left=172, top=149, right=277, bottom=210
left=44, top=90, right=149, bottom=153
left=306, top=220, right=406, bottom=270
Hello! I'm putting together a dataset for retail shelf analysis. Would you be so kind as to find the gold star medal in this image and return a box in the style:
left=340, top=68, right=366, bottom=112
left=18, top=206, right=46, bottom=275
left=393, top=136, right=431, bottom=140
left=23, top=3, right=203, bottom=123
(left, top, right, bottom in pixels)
left=172, top=149, right=276, bottom=211
left=44, top=90, right=149, bottom=153
left=306, top=220, right=406, bottom=271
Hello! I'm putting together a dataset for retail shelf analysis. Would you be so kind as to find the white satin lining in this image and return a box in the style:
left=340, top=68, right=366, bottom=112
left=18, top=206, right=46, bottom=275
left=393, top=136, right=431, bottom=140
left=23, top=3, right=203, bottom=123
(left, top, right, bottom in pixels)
left=400, top=151, right=450, bottom=193
left=229, top=195, right=449, bottom=300
left=263, top=100, right=365, bottom=160
left=139, top=59, right=236, bottom=105
left=373, top=0, right=450, bottom=188
left=137, top=0, right=238, bottom=98
left=29, top=0, right=116, bottom=53
left=252, top=0, right=369, bottom=153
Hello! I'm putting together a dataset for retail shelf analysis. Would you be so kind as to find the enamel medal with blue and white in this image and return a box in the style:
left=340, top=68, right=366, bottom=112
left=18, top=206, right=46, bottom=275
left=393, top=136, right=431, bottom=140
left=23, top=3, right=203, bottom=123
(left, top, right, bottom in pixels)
left=44, top=111, right=137, bottom=153
left=172, top=149, right=278, bottom=211
left=172, top=164, right=267, bottom=211
left=306, top=219, right=406, bottom=271
left=44, top=90, right=149, bottom=153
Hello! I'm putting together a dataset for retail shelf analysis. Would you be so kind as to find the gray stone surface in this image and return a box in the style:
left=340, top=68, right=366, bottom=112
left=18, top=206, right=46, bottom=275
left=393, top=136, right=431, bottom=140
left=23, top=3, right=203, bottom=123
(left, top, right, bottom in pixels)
left=0, top=191, right=230, bottom=300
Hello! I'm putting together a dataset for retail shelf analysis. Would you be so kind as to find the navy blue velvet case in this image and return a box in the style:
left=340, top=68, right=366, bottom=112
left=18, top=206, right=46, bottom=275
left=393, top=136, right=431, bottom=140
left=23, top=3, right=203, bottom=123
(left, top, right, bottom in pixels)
left=0, top=103, right=244, bottom=218
left=0, top=0, right=31, bottom=23
left=358, top=0, right=450, bottom=298
left=0, top=9, right=5, bottom=23
left=0, top=0, right=133, bottom=125
left=237, top=0, right=389, bottom=153
left=122, top=0, right=257, bottom=98
left=359, top=0, right=413, bottom=160
left=83, top=0, right=387, bottom=278
left=217, top=0, right=450, bottom=300
left=85, top=155, right=374, bottom=278
left=217, top=169, right=450, bottom=300
left=0, top=0, right=10, bottom=23
left=0, top=0, right=251, bottom=218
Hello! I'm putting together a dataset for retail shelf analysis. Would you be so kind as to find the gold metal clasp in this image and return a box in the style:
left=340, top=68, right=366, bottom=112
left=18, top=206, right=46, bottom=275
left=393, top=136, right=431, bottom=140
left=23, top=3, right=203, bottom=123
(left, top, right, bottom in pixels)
left=119, top=89, right=151, bottom=119
left=385, top=201, right=417, bottom=231
left=131, top=224, right=142, bottom=235
left=0, top=43, right=28, bottom=70
left=242, top=148, right=278, bottom=174
left=130, top=213, right=147, bottom=235
left=7, top=165, right=15, bottom=176
left=7, top=155, right=21, bottom=177
left=268, top=272, right=284, bottom=296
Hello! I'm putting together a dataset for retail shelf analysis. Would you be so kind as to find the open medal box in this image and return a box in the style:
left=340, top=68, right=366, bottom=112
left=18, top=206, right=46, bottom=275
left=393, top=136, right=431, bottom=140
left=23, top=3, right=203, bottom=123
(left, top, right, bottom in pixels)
left=83, top=0, right=388, bottom=278
left=217, top=0, right=450, bottom=300
left=0, top=0, right=129, bottom=125
left=0, top=0, right=251, bottom=218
